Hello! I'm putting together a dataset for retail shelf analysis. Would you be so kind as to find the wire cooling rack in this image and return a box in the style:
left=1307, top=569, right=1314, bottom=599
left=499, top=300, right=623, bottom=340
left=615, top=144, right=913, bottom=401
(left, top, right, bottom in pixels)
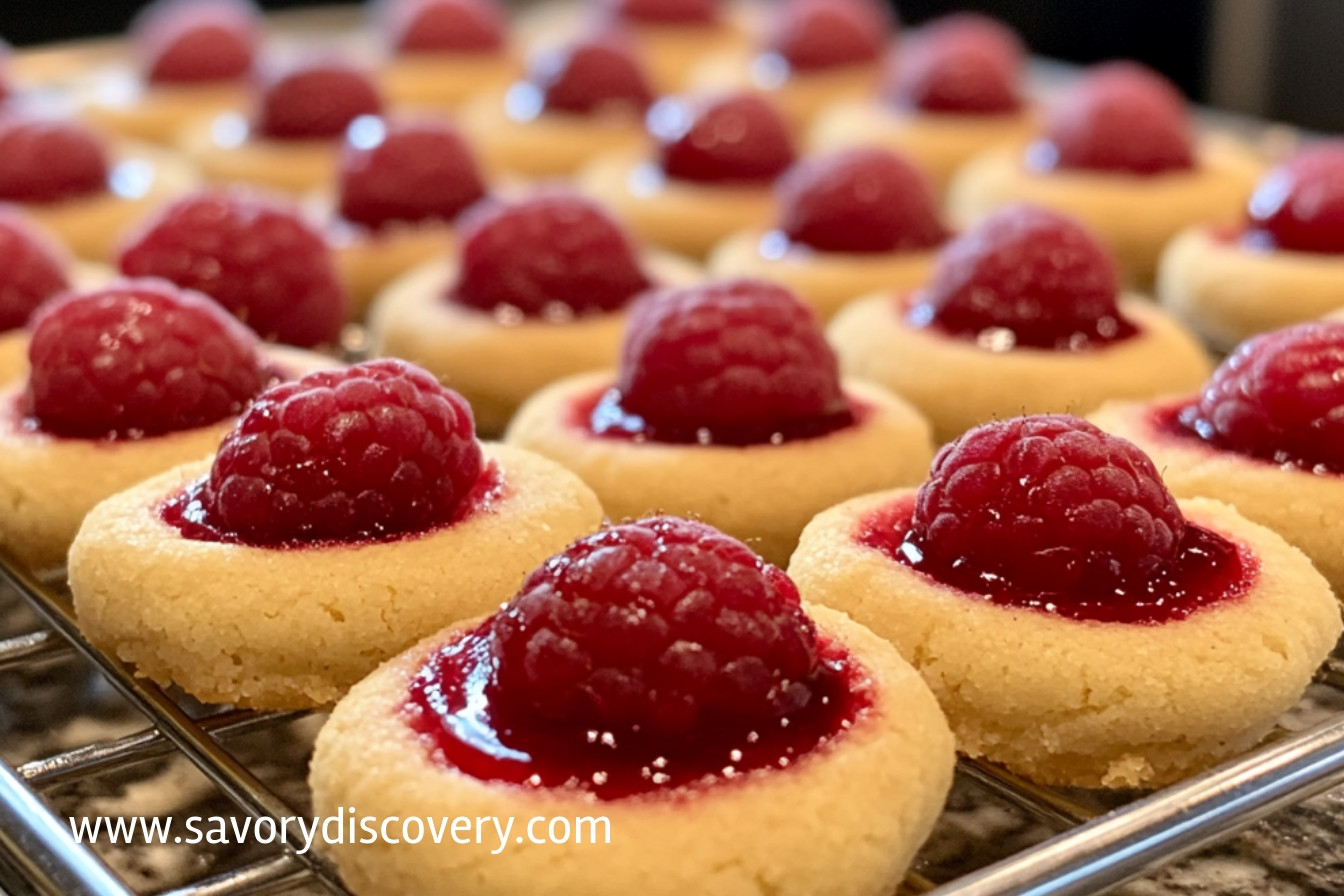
left=3, top=545, right=1344, bottom=896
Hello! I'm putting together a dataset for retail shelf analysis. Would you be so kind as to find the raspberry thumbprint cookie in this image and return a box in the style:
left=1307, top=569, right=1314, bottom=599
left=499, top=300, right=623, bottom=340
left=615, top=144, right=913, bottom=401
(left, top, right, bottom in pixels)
left=310, top=516, right=954, bottom=896
left=69, top=359, right=603, bottom=708
left=0, top=279, right=330, bottom=570
left=1091, top=321, right=1344, bottom=595
left=506, top=278, right=933, bottom=564
left=791, top=415, right=1340, bottom=788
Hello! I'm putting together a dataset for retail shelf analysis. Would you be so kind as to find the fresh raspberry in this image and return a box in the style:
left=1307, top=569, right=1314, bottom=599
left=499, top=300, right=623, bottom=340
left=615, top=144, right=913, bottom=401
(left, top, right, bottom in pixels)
left=765, top=0, right=890, bottom=72
left=889, top=13, right=1022, bottom=114
left=337, top=117, right=486, bottom=231
left=908, top=415, right=1186, bottom=594
left=196, top=359, right=481, bottom=545
left=1245, top=144, right=1344, bottom=254
left=23, top=279, right=267, bottom=440
left=489, top=515, right=821, bottom=744
left=386, top=0, right=506, bottom=54
left=608, top=279, right=851, bottom=441
left=651, top=92, right=796, bottom=184
left=1034, top=61, right=1193, bottom=175
left=0, top=116, right=109, bottom=204
left=118, top=189, right=347, bottom=348
left=910, top=203, right=1132, bottom=350
left=449, top=192, right=651, bottom=317
left=253, top=59, right=382, bottom=141
left=777, top=147, right=947, bottom=254
left=530, top=33, right=654, bottom=117
left=0, top=211, right=72, bottom=332
left=135, top=0, right=259, bottom=84
left=602, top=0, right=719, bottom=25
left=1179, top=322, right=1344, bottom=473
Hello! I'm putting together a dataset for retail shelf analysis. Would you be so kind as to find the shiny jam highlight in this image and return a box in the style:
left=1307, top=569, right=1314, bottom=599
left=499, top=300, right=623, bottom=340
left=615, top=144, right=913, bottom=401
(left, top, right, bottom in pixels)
left=405, top=628, right=869, bottom=800
left=857, top=493, right=1256, bottom=624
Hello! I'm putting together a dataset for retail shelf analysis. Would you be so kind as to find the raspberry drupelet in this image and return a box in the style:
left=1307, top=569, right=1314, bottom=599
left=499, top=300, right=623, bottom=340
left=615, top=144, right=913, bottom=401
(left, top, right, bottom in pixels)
left=889, top=14, right=1021, bottom=115
left=119, top=188, right=347, bottom=347
left=707, top=147, right=949, bottom=321
left=337, top=117, right=486, bottom=232
left=0, top=211, right=73, bottom=334
left=908, top=203, right=1134, bottom=350
left=24, top=280, right=269, bottom=440
left=1030, top=61, right=1194, bottom=176
left=596, top=278, right=853, bottom=444
left=136, top=0, right=259, bottom=85
left=409, top=515, right=860, bottom=796
left=449, top=192, right=652, bottom=318
left=0, top=116, right=109, bottom=205
left=1244, top=143, right=1344, bottom=255
left=385, top=0, right=506, bottom=54
left=255, top=60, right=383, bottom=141
left=1177, top=321, right=1344, bottom=474
left=777, top=147, right=948, bottom=255
left=653, top=92, right=796, bottom=184
left=167, top=359, right=483, bottom=546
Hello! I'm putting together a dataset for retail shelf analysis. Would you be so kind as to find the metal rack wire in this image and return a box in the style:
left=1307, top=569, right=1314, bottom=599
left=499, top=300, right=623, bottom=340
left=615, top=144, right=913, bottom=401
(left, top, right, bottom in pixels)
left=3, top=547, right=1344, bottom=896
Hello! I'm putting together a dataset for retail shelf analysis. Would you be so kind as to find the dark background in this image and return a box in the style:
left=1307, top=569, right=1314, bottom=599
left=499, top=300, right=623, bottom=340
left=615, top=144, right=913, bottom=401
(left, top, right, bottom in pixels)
left=1, top=0, right=1338, bottom=131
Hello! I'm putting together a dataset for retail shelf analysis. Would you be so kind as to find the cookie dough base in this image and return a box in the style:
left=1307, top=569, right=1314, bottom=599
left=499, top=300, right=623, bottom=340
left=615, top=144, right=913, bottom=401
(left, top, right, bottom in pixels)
left=368, top=251, right=699, bottom=436
left=946, top=139, right=1261, bottom=284
left=689, top=54, right=884, bottom=133
left=22, top=144, right=197, bottom=262
left=83, top=77, right=248, bottom=145
left=790, top=493, right=1341, bottom=788
left=827, top=294, right=1212, bottom=443
left=331, top=219, right=455, bottom=320
left=505, top=373, right=935, bottom=566
left=579, top=154, right=777, bottom=259
left=460, top=97, right=649, bottom=180
left=807, top=102, right=1036, bottom=192
left=708, top=230, right=940, bottom=320
left=1157, top=227, right=1344, bottom=351
left=379, top=53, right=522, bottom=110
left=69, top=443, right=603, bottom=709
left=308, top=604, right=954, bottom=896
left=181, top=116, right=339, bottom=195
left=1090, top=398, right=1344, bottom=596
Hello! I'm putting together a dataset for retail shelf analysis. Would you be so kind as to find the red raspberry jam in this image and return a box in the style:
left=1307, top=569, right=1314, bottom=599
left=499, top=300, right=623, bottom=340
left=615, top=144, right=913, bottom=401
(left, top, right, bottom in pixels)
left=857, top=416, right=1255, bottom=624
left=857, top=493, right=1252, bottom=625
left=407, top=626, right=864, bottom=799
left=574, top=384, right=865, bottom=446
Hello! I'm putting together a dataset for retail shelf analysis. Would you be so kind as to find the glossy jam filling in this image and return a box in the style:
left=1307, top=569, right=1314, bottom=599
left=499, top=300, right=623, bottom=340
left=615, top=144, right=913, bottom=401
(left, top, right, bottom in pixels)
left=857, top=493, right=1256, bottom=624
left=571, top=385, right=863, bottom=447
left=1152, top=402, right=1344, bottom=476
left=160, top=460, right=505, bottom=548
left=405, top=626, right=868, bottom=800
left=901, top=292, right=1139, bottom=352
